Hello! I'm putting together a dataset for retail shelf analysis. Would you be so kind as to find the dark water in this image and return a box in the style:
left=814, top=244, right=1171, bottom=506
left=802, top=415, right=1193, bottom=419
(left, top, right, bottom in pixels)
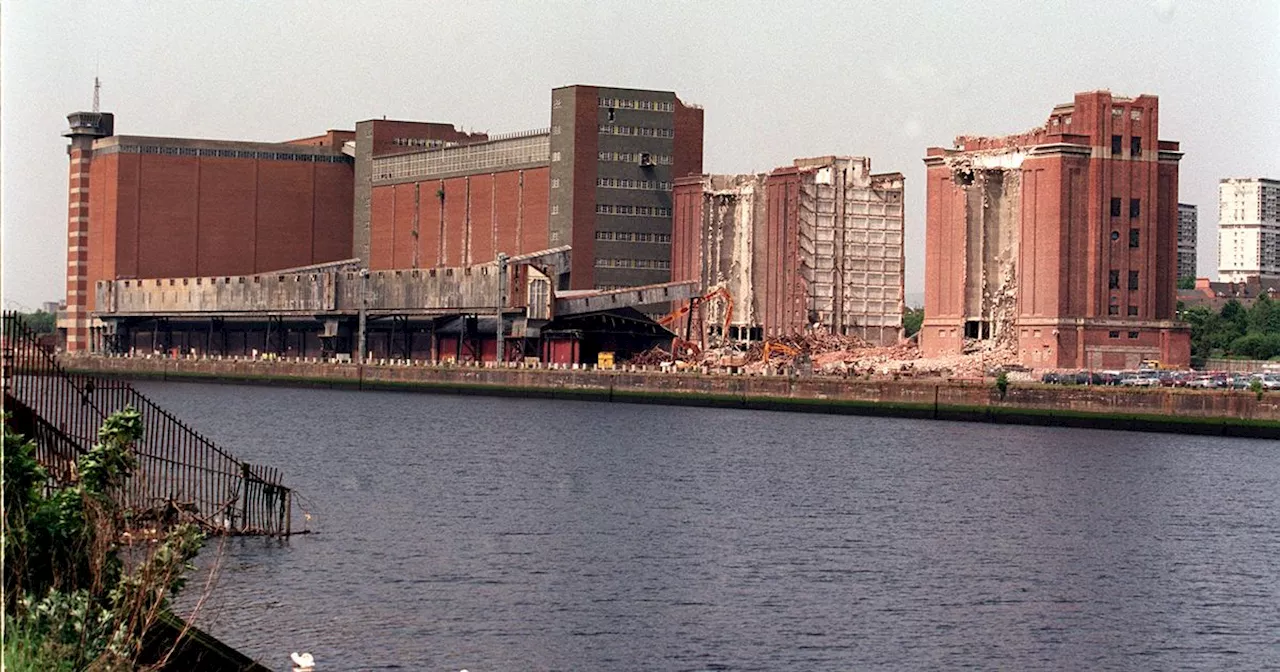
left=138, top=381, right=1280, bottom=671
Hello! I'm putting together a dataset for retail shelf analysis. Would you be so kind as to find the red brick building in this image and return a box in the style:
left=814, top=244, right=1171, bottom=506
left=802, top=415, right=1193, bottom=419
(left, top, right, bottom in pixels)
left=62, top=85, right=703, bottom=351
left=62, top=114, right=354, bottom=351
left=922, top=90, right=1190, bottom=369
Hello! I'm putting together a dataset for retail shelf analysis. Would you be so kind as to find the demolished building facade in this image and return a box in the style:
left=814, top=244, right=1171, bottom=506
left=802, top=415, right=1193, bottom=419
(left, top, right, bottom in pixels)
left=922, top=90, right=1190, bottom=369
left=672, top=157, right=905, bottom=345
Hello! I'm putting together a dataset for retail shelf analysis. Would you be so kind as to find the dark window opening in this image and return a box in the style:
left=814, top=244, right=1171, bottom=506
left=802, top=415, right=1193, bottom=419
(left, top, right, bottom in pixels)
left=1109, top=331, right=1120, bottom=338
left=1110, top=230, right=1120, bottom=242
left=964, top=320, right=991, bottom=340
left=1129, top=228, right=1140, bottom=248
left=1110, top=197, right=1122, bottom=217
left=956, top=169, right=975, bottom=186
left=1112, top=135, right=1122, bottom=155
left=1109, top=270, right=1120, bottom=289
left=1128, top=306, right=1139, bottom=316
left=1130, top=198, right=1141, bottom=218
left=1108, top=305, right=1119, bottom=315
left=607, top=108, right=615, bottom=122
left=1128, top=270, right=1139, bottom=290
left=1128, top=331, right=1139, bottom=339
left=1130, top=136, right=1142, bottom=156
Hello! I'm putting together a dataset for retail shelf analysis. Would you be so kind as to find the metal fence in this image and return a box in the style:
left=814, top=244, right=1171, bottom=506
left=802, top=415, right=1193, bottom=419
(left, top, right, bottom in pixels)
left=2, top=312, right=293, bottom=536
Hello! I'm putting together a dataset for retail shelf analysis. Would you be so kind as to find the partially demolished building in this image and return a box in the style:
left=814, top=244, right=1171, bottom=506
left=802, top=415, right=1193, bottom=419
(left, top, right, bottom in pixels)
left=922, top=90, right=1190, bottom=369
left=672, top=157, right=905, bottom=345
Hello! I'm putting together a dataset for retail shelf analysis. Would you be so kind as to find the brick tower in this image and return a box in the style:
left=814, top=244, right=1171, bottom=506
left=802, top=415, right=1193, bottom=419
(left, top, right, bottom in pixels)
left=62, top=109, right=113, bottom=351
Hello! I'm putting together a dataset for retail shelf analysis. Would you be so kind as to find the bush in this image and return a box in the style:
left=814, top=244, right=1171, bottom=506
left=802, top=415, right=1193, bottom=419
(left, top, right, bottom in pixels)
left=3, top=410, right=205, bottom=669
left=1228, top=333, right=1280, bottom=360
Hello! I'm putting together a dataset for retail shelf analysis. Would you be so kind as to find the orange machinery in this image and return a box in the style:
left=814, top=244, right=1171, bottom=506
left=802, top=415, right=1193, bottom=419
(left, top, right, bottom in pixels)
left=657, top=287, right=734, bottom=352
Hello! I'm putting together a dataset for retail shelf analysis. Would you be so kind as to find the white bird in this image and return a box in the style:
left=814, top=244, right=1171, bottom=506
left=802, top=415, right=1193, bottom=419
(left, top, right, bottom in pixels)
left=291, top=651, right=315, bottom=669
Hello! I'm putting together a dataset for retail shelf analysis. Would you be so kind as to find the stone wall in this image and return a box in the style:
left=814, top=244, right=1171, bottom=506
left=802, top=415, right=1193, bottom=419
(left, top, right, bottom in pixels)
left=63, top=356, right=1280, bottom=438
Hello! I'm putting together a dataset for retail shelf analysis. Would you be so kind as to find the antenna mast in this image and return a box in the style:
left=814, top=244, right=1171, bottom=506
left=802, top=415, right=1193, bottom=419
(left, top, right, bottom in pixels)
left=92, top=77, right=101, bottom=113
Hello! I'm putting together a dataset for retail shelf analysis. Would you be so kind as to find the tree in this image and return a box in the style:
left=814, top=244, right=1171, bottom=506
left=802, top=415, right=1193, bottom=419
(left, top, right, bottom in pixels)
left=18, top=310, right=56, bottom=335
left=903, top=307, right=924, bottom=338
left=1246, top=294, right=1280, bottom=335
left=1177, top=276, right=1197, bottom=290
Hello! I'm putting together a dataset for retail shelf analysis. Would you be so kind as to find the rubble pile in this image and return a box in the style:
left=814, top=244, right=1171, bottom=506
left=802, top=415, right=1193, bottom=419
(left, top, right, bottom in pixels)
left=625, top=327, right=1022, bottom=380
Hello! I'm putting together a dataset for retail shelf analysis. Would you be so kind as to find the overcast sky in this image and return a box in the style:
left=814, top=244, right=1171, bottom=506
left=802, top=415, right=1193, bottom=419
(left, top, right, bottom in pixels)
left=3, top=0, right=1278, bottom=309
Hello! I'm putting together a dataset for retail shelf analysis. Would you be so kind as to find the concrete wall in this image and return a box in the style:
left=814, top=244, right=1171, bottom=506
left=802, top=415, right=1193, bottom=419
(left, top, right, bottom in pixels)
left=64, top=356, right=1280, bottom=436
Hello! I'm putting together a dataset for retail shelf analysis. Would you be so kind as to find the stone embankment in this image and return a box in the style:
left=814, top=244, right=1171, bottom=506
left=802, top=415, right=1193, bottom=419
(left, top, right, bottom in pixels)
left=64, top=356, right=1280, bottom=439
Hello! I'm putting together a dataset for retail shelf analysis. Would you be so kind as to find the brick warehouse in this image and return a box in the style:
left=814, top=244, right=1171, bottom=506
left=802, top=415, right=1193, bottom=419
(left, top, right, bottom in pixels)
left=921, top=90, right=1190, bottom=369
left=61, top=85, right=704, bottom=352
left=671, top=157, right=905, bottom=345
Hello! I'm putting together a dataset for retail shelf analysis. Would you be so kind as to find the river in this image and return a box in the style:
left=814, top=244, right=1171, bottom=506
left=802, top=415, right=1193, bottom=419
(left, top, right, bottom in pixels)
left=141, top=380, right=1279, bottom=671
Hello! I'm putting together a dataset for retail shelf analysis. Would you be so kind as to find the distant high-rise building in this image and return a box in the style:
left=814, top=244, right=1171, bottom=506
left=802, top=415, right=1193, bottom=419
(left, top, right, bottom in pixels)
left=1177, top=203, right=1197, bottom=279
left=1217, top=177, right=1280, bottom=282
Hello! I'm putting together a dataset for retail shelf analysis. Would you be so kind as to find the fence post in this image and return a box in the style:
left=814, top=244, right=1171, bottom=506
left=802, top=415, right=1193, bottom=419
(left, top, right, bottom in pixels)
left=239, top=462, right=251, bottom=532
left=284, top=488, right=292, bottom=537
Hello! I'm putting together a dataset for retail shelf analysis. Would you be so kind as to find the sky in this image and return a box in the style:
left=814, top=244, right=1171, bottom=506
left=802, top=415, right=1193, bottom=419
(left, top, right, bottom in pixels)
left=3, top=0, right=1278, bottom=310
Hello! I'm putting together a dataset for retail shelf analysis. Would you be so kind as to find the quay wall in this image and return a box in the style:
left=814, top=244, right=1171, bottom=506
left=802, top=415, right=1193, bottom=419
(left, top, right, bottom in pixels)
left=62, top=356, right=1280, bottom=439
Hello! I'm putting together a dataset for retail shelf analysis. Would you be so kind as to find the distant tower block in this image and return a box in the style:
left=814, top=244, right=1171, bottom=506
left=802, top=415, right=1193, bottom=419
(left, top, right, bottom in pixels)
left=62, top=105, right=114, bottom=351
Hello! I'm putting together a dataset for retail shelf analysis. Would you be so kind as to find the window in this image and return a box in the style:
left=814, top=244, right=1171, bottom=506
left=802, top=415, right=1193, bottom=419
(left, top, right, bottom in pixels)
left=1128, top=306, right=1139, bottom=316
left=1109, top=270, right=1120, bottom=289
left=1128, top=331, right=1139, bottom=339
left=1111, top=230, right=1120, bottom=242
left=1112, top=135, right=1122, bottom=155
left=1129, top=228, right=1140, bottom=248
left=1109, top=330, right=1120, bottom=338
left=550, top=204, right=560, bottom=215
left=1128, top=271, right=1139, bottom=290
left=1131, top=108, right=1142, bottom=121
left=551, top=125, right=561, bottom=136
left=551, top=151, right=562, bottom=162
left=551, top=178, right=560, bottom=189
left=1130, top=198, right=1140, bottom=218
left=1108, top=305, right=1119, bottom=315
left=1130, top=136, right=1142, bottom=156
left=1111, top=198, right=1122, bottom=217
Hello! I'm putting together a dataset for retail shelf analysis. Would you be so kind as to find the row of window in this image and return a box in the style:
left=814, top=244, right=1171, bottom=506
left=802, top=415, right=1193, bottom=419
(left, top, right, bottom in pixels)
left=1108, top=330, right=1142, bottom=339
left=105, top=145, right=350, bottom=163
left=1110, top=135, right=1142, bottom=157
left=599, top=125, right=675, bottom=138
left=391, top=137, right=449, bottom=149
left=1108, top=270, right=1141, bottom=290
left=594, top=258, right=671, bottom=270
left=1107, top=306, right=1141, bottom=316
left=1111, top=107, right=1143, bottom=121
left=598, top=151, right=673, bottom=165
left=598, top=98, right=674, bottom=112
left=595, top=231, right=672, bottom=243
left=596, top=204, right=673, bottom=217
left=596, top=177, right=671, bottom=191
left=1110, top=198, right=1141, bottom=218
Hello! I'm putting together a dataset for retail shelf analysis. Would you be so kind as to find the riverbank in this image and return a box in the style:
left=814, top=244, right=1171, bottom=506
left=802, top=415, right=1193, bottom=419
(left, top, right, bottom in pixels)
left=63, top=356, right=1280, bottom=438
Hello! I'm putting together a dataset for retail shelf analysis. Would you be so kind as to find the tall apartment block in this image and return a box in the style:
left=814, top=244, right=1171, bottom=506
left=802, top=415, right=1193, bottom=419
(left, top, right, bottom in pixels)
left=1217, top=177, right=1280, bottom=282
left=1177, top=203, right=1197, bottom=280
left=550, top=86, right=704, bottom=289
left=922, top=90, right=1190, bottom=369
left=672, top=157, right=905, bottom=345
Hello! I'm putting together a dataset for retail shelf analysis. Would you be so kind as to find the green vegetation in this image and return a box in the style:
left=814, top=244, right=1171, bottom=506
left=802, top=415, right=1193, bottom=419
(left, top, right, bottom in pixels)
left=995, top=370, right=1009, bottom=400
left=15, top=310, right=56, bottom=336
left=1183, top=294, right=1280, bottom=362
left=903, top=306, right=924, bottom=338
left=3, top=410, right=204, bottom=670
left=1177, top=276, right=1197, bottom=290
